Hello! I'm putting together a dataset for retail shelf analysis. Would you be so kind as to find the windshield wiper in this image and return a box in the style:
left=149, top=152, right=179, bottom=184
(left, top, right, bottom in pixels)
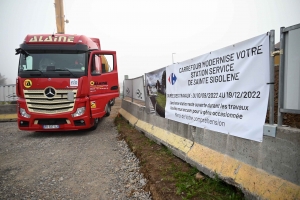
left=24, top=69, right=45, bottom=76
left=53, top=69, right=77, bottom=78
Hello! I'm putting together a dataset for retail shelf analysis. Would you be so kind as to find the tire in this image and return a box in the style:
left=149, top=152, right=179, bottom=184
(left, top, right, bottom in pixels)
left=109, top=99, right=115, bottom=106
left=90, top=118, right=99, bottom=130
left=105, top=104, right=111, bottom=117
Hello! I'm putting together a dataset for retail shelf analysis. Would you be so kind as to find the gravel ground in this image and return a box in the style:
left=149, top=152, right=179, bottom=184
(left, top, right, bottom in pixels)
left=0, top=99, right=151, bottom=200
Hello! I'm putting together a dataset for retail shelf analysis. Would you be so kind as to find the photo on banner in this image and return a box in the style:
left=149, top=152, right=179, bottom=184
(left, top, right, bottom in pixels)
left=145, top=67, right=166, bottom=117
left=165, top=33, right=270, bottom=142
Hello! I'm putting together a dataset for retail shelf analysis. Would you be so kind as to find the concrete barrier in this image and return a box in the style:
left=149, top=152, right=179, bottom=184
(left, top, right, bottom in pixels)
left=0, top=104, right=17, bottom=121
left=120, top=99, right=300, bottom=199
left=0, top=104, right=17, bottom=114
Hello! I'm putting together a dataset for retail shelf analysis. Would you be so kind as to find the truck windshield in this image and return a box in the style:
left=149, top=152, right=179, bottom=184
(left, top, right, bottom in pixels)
left=18, top=52, right=87, bottom=78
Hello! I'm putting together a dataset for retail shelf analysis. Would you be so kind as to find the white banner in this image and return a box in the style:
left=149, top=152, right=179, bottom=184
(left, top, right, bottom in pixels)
left=166, top=33, right=270, bottom=142
left=132, top=76, right=145, bottom=101
left=124, top=76, right=145, bottom=101
left=123, top=79, right=133, bottom=98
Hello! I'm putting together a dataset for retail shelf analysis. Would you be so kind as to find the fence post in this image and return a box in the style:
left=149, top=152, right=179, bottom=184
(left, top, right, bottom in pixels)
left=269, top=30, right=275, bottom=125
left=277, top=27, right=285, bottom=126
left=122, top=81, right=124, bottom=99
left=131, top=79, right=133, bottom=103
left=123, top=75, right=128, bottom=100
left=142, top=75, right=146, bottom=107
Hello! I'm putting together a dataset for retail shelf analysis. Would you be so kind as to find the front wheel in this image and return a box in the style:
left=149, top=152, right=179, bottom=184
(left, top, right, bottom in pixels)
left=109, top=99, right=115, bottom=106
left=90, top=118, right=99, bottom=130
left=105, top=103, right=111, bottom=117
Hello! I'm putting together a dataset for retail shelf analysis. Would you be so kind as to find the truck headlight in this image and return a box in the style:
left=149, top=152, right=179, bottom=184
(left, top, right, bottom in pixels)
left=20, top=108, right=31, bottom=118
left=72, top=107, right=85, bottom=117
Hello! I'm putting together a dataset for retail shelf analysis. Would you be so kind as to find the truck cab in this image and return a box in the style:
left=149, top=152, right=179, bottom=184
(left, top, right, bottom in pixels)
left=16, top=34, right=119, bottom=131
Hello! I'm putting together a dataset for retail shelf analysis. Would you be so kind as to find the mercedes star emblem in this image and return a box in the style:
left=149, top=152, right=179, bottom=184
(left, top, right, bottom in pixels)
left=44, top=87, right=56, bottom=98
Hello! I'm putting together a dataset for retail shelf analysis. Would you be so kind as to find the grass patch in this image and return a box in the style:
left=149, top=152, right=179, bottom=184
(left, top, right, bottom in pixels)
left=146, top=138, right=155, bottom=146
left=160, top=145, right=173, bottom=156
left=0, top=101, right=10, bottom=105
left=156, top=92, right=166, bottom=108
left=114, top=114, right=245, bottom=200
left=175, top=168, right=244, bottom=200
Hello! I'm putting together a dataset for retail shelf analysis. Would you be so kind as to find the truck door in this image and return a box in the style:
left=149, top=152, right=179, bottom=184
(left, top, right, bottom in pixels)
left=88, top=51, right=119, bottom=118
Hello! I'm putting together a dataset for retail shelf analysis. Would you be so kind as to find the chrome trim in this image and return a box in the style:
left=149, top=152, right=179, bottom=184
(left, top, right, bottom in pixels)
left=24, top=88, right=77, bottom=114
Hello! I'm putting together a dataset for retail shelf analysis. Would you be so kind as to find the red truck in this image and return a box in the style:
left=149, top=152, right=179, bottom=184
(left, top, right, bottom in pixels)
left=15, top=34, right=119, bottom=131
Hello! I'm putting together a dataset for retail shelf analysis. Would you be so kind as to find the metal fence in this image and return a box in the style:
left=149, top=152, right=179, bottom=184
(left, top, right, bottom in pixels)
left=0, top=84, right=17, bottom=102
left=123, top=75, right=146, bottom=102
left=277, top=23, right=300, bottom=126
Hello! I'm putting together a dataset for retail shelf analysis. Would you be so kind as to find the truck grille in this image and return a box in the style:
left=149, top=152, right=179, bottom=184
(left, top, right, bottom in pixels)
left=24, top=89, right=77, bottom=114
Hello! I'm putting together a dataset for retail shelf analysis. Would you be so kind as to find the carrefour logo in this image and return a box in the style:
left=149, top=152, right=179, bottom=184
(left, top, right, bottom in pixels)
left=168, top=73, right=177, bottom=85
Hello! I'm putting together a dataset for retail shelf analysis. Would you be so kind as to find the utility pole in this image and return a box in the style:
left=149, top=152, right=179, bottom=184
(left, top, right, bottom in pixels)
left=172, top=53, right=176, bottom=64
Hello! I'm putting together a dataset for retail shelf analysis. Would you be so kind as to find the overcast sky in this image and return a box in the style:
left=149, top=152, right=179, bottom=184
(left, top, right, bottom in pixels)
left=0, top=0, right=299, bottom=84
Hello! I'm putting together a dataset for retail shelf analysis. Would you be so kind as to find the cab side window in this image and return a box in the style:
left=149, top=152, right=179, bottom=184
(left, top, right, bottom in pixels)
left=101, top=55, right=113, bottom=73
left=91, top=54, right=101, bottom=75
left=91, top=53, right=114, bottom=75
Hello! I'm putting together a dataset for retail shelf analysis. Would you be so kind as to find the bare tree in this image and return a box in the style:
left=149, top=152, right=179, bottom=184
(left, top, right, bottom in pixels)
left=156, top=80, right=161, bottom=90
left=161, top=70, right=166, bottom=93
left=0, top=73, right=7, bottom=85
